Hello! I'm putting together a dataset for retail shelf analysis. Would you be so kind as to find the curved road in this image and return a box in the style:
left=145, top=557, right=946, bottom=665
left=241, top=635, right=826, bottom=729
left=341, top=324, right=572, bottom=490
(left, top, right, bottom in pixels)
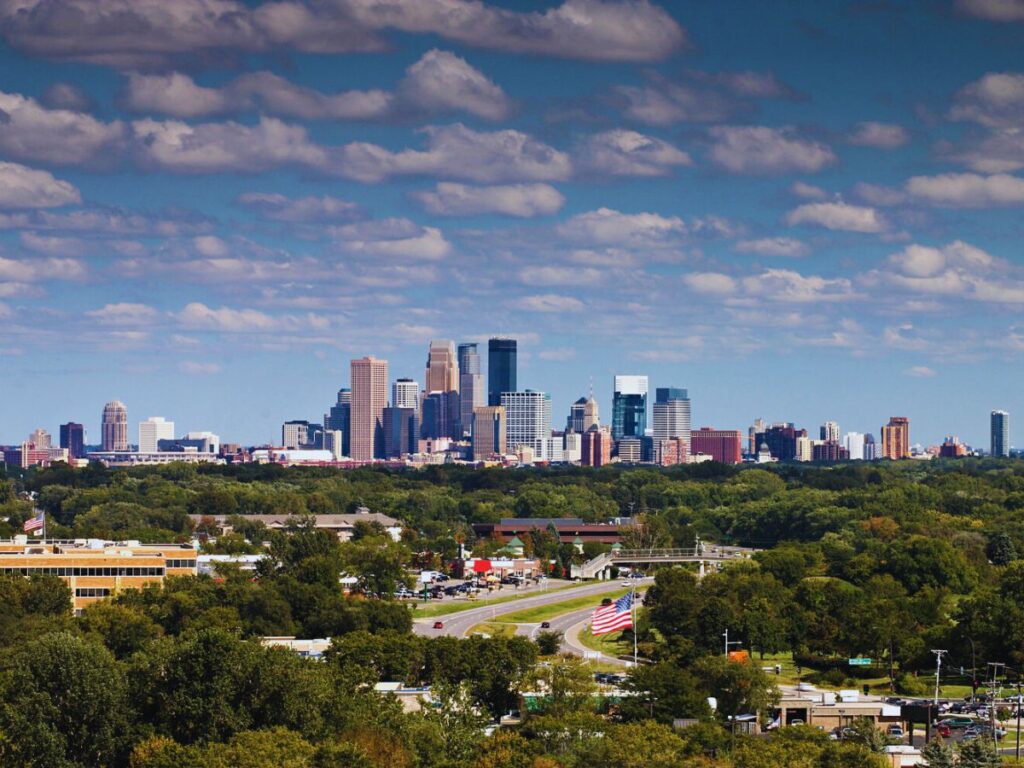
left=412, top=579, right=643, bottom=639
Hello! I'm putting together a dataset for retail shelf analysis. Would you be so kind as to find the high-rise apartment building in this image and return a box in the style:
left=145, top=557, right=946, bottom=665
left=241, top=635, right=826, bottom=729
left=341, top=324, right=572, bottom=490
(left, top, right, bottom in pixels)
left=28, top=428, right=51, bottom=449
left=425, top=340, right=459, bottom=394
left=139, top=417, right=175, bottom=453
left=881, top=416, right=910, bottom=459
left=612, top=375, right=648, bottom=441
left=653, top=387, right=691, bottom=450
left=487, top=338, right=517, bottom=406
left=60, top=422, right=85, bottom=459
left=281, top=420, right=310, bottom=450
left=844, top=432, right=866, bottom=461
left=501, top=390, right=551, bottom=461
left=863, top=433, right=879, bottom=461
left=351, top=356, right=388, bottom=461
left=795, top=435, right=813, bottom=462
left=392, top=378, right=420, bottom=410
left=820, top=421, right=840, bottom=443
left=101, top=401, right=129, bottom=451
left=991, top=410, right=1010, bottom=458
left=813, top=441, right=849, bottom=462
left=749, top=418, right=766, bottom=456
left=472, top=405, right=506, bottom=460
left=457, top=343, right=483, bottom=438
left=324, top=389, right=351, bottom=457
left=690, top=428, right=742, bottom=464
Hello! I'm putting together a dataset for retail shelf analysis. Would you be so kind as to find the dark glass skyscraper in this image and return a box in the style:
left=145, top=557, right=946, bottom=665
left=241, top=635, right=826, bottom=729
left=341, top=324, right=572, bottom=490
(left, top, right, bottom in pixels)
left=611, top=375, right=648, bottom=440
left=324, top=388, right=351, bottom=457
left=59, top=422, right=84, bottom=459
left=487, top=338, right=517, bottom=407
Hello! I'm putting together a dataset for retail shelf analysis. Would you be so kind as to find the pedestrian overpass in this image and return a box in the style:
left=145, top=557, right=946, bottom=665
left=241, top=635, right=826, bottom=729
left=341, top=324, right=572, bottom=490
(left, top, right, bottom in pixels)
left=572, top=544, right=756, bottom=580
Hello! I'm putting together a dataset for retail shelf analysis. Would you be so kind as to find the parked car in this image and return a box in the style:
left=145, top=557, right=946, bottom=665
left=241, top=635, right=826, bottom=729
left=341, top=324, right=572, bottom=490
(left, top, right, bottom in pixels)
left=937, top=717, right=974, bottom=729
left=887, top=725, right=904, bottom=739
left=433, top=621, right=444, bottom=629
left=540, top=621, right=551, bottom=629
left=937, top=724, right=952, bottom=738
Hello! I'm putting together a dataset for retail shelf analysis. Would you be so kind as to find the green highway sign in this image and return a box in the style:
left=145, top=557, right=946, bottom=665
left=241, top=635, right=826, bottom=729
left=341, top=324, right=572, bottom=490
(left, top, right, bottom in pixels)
left=848, top=658, right=872, bottom=666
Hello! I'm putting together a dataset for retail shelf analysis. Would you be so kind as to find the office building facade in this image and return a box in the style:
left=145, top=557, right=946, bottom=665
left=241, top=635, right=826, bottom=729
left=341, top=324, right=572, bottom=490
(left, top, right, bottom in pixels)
left=425, top=340, right=459, bottom=394
left=501, top=390, right=551, bottom=461
left=472, top=405, right=506, bottom=460
left=392, top=378, right=420, bottom=410
left=383, top=406, right=418, bottom=458
left=281, top=420, right=310, bottom=450
left=690, top=428, right=742, bottom=464
left=139, top=417, right=175, bottom=453
left=60, top=422, right=85, bottom=459
left=992, top=410, right=1010, bottom=458
left=820, top=421, right=840, bottom=443
left=581, top=425, right=613, bottom=467
left=653, top=387, right=691, bottom=452
left=458, top=343, right=483, bottom=438
left=487, top=338, right=517, bottom=406
left=101, top=400, right=129, bottom=451
left=351, top=356, right=388, bottom=461
left=324, top=389, right=351, bottom=457
left=881, top=416, right=910, bottom=459
left=612, top=375, right=648, bottom=441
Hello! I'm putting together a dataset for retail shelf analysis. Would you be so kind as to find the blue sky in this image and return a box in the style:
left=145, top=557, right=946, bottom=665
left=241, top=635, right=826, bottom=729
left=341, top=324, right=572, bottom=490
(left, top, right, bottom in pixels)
left=1, top=0, right=1022, bottom=448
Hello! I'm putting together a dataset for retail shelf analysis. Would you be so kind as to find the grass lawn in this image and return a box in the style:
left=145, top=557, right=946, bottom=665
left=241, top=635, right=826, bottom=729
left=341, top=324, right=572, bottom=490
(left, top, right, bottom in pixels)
left=497, top=588, right=632, bottom=624
left=465, top=621, right=518, bottom=638
left=577, top=626, right=633, bottom=657
left=408, top=581, right=594, bottom=618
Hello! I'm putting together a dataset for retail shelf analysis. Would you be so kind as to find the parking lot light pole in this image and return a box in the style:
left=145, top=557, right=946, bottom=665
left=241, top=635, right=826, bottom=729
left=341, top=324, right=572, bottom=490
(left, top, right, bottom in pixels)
left=1016, top=679, right=1021, bottom=763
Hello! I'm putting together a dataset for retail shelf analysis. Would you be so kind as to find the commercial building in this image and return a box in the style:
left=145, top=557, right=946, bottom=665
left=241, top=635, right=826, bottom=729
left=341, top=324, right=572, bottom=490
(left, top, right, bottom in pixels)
left=992, top=410, right=1010, bottom=458
left=392, top=378, right=420, bottom=410
left=939, top=436, right=968, bottom=458
left=690, top=428, right=742, bottom=464
left=87, top=450, right=223, bottom=466
left=487, top=338, right=517, bottom=406
left=820, top=421, right=840, bottom=443
left=458, top=343, right=483, bottom=438
left=3, top=443, right=69, bottom=468
left=654, top=437, right=687, bottom=466
left=425, top=339, right=459, bottom=394
left=581, top=425, right=614, bottom=467
left=351, top=356, right=388, bottom=461
left=281, top=419, right=310, bottom=450
left=501, top=390, right=552, bottom=461
left=420, top=391, right=458, bottom=440
left=139, top=417, right=175, bottom=453
left=567, top=395, right=600, bottom=433
left=653, top=387, right=690, bottom=457
left=611, top=375, right=648, bottom=441
left=383, top=406, right=418, bottom=458
left=472, top=405, right=506, bottom=460
left=863, top=433, right=879, bottom=460
left=563, top=431, right=582, bottom=463
left=324, top=389, right=351, bottom=457
left=473, top=517, right=628, bottom=545
left=812, top=441, right=849, bottom=462
left=795, top=436, right=813, bottom=462
left=101, top=400, right=129, bottom=451
left=60, top=422, right=85, bottom=459
left=844, top=432, right=866, bottom=461
left=324, top=429, right=344, bottom=460
left=616, top=437, right=644, bottom=464
left=755, top=423, right=807, bottom=462
left=0, top=538, right=198, bottom=613
left=881, top=417, right=910, bottom=459
left=189, top=512, right=402, bottom=542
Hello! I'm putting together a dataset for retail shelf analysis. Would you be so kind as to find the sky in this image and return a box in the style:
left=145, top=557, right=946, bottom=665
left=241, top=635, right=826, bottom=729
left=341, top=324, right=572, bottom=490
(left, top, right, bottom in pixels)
left=1, top=0, right=1022, bottom=449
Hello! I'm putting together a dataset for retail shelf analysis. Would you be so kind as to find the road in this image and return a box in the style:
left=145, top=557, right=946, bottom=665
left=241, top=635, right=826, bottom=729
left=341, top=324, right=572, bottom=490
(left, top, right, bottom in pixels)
left=412, top=579, right=642, bottom=639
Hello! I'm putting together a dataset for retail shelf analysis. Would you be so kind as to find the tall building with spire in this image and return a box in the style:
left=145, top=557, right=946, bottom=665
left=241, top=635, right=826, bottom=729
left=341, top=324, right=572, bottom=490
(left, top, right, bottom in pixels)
left=457, top=343, right=483, bottom=438
left=425, top=340, right=459, bottom=394
left=101, top=400, right=128, bottom=451
left=351, top=357, right=388, bottom=461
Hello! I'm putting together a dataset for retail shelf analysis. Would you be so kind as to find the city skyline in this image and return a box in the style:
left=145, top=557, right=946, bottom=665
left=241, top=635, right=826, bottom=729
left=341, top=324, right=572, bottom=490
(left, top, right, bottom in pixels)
left=1, top=1, right=1022, bottom=446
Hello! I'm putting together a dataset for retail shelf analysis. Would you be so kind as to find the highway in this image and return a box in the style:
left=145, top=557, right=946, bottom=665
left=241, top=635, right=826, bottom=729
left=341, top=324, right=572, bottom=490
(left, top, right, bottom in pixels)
left=412, top=579, right=643, bottom=640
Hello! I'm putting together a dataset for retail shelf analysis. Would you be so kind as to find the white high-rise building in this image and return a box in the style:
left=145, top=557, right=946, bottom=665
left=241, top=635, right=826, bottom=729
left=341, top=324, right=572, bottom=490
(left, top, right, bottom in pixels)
left=821, top=421, right=840, bottom=443
left=139, top=417, right=175, bottom=453
left=653, top=387, right=691, bottom=446
left=392, top=378, right=420, bottom=410
left=324, top=430, right=344, bottom=460
left=795, top=435, right=813, bottom=462
left=844, top=432, right=866, bottom=461
left=501, top=391, right=552, bottom=461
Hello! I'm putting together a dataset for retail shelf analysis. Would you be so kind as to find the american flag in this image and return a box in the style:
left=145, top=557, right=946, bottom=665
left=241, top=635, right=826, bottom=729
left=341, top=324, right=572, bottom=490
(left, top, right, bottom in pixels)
left=591, top=591, right=634, bottom=636
left=23, top=512, right=44, bottom=533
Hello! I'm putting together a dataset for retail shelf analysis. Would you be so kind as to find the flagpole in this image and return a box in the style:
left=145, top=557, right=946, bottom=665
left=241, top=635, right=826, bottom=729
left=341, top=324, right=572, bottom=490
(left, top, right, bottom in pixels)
left=632, top=579, right=637, bottom=667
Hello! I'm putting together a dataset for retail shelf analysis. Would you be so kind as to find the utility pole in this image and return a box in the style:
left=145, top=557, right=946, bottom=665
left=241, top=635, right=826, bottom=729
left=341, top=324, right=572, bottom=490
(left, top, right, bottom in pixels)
left=1015, top=678, right=1021, bottom=763
left=932, top=650, right=947, bottom=707
left=724, top=629, right=742, bottom=657
left=988, top=662, right=1005, bottom=750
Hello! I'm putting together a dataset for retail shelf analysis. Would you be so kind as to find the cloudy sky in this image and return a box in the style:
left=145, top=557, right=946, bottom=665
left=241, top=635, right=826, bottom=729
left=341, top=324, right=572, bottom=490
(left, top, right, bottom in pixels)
left=1, top=0, right=1023, bottom=448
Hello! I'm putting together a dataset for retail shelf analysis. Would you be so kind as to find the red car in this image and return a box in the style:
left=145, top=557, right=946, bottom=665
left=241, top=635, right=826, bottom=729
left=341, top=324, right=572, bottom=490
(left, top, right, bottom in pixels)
left=937, top=724, right=952, bottom=738
left=433, top=621, right=444, bottom=629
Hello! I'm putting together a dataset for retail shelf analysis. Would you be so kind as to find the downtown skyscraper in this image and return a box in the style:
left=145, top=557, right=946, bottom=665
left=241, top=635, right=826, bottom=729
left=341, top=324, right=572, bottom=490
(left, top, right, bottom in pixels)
left=458, top=343, right=483, bottom=438
left=351, top=357, right=388, bottom=461
left=992, top=410, right=1010, bottom=458
left=611, top=375, right=648, bottom=441
left=487, top=338, right=516, bottom=407
left=101, top=400, right=128, bottom=451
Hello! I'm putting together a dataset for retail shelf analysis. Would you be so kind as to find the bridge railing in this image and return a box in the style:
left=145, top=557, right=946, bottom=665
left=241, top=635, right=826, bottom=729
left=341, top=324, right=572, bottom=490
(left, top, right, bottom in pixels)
left=611, top=547, right=753, bottom=561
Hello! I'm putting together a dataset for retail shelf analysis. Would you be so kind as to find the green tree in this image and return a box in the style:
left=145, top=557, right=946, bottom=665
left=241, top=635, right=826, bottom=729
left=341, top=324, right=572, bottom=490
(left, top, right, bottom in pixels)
left=0, top=633, right=129, bottom=768
left=957, top=737, right=1001, bottom=767
left=79, top=601, right=161, bottom=658
left=535, top=631, right=561, bottom=655
left=986, top=532, right=1017, bottom=565
left=920, top=737, right=955, bottom=768
left=694, top=657, right=779, bottom=740
left=601, top=722, right=688, bottom=768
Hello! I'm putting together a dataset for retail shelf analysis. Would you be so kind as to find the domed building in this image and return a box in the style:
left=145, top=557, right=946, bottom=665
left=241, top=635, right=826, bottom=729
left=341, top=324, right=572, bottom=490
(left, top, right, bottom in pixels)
left=101, top=400, right=128, bottom=451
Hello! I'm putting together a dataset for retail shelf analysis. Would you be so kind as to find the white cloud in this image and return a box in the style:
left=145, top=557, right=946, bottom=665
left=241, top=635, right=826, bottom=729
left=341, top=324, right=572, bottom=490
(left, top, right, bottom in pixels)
left=889, top=241, right=996, bottom=278
left=950, top=72, right=1024, bottom=127
left=952, top=130, right=1024, bottom=173
left=132, top=116, right=326, bottom=173
left=0, top=90, right=124, bottom=166
left=956, top=0, right=1024, bottom=22
left=414, top=182, right=564, bottom=217
left=179, top=360, right=222, bottom=374
left=332, top=219, right=451, bottom=259
left=519, top=265, right=604, bottom=286
left=335, top=123, right=572, bottom=183
left=847, top=122, right=910, bottom=149
left=557, top=207, right=687, bottom=245
left=852, top=182, right=907, bottom=206
left=0, top=0, right=686, bottom=68
left=708, top=126, right=837, bottom=174
left=786, top=201, right=888, bottom=232
left=0, top=255, right=87, bottom=282
left=122, top=50, right=507, bottom=122
left=0, top=162, right=81, bottom=209
left=742, top=269, right=856, bottom=303
left=176, top=302, right=328, bottom=332
left=537, top=346, right=577, bottom=361
left=905, top=172, right=1024, bottom=207
left=683, top=272, right=737, bottom=294
left=904, top=365, right=937, bottom=378
left=19, top=232, right=87, bottom=256
left=510, top=293, right=584, bottom=312
left=790, top=181, right=828, bottom=200
left=86, top=302, right=159, bottom=325
left=574, top=129, right=692, bottom=177
left=238, top=193, right=365, bottom=223
left=735, top=237, right=809, bottom=257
